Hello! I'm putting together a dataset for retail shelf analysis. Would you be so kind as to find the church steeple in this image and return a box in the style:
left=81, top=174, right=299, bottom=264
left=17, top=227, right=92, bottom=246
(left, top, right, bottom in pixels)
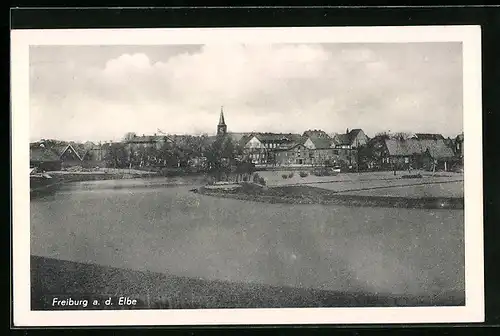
left=217, top=106, right=227, bottom=136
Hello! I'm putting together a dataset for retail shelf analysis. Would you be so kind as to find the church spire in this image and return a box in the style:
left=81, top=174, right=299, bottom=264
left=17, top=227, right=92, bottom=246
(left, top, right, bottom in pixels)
left=218, top=106, right=226, bottom=126
left=217, top=106, right=227, bottom=136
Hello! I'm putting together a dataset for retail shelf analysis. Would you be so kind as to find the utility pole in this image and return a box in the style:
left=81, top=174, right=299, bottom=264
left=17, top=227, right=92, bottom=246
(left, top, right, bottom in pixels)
left=356, top=138, right=359, bottom=173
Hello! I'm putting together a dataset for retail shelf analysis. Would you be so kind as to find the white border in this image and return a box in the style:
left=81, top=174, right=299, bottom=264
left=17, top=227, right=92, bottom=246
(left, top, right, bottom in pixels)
left=11, top=26, right=484, bottom=326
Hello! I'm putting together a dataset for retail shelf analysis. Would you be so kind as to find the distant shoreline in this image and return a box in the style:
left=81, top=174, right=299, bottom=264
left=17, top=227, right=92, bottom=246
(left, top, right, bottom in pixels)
left=195, top=184, right=464, bottom=210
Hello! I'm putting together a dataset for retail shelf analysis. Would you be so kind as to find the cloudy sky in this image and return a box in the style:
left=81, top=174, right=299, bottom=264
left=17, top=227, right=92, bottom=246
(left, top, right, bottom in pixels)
left=30, top=42, right=463, bottom=142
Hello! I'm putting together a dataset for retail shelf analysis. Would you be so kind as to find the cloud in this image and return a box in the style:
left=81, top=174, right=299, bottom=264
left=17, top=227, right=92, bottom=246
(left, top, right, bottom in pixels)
left=30, top=43, right=463, bottom=142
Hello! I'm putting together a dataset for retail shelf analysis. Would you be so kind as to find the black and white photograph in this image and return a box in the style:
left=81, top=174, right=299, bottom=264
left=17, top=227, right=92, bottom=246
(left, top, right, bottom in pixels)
left=11, top=26, right=484, bottom=326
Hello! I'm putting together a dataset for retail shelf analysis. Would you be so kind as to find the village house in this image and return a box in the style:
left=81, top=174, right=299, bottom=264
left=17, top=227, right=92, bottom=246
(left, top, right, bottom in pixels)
left=30, top=140, right=113, bottom=169
left=302, top=135, right=336, bottom=166
left=380, top=138, right=456, bottom=171
left=330, top=128, right=369, bottom=167
left=274, top=142, right=311, bottom=166
left=29, top=142, right=62, bottom=171
left=238, top=132, right=303, bottom=165
left=215, top=111, right=369, bottom=168
left=212, top=107, right=315, bottom=166
left=30, top=140, right=87, bottom=168
left=52, top=142, right=86, bottom=167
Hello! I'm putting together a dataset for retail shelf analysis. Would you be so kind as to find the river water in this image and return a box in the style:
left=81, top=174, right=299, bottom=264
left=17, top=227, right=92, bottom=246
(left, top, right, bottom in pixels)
left=30, top=177, right=465, bottom=297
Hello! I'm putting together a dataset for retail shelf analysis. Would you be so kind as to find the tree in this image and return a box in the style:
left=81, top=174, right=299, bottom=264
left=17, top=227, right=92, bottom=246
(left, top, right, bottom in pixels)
left=123, top=132, right=137, bottom=141
left=206, top=136, right=237, bottom=181
left=157, top=142, right=180, bottom=168
left=392, top=132, right=412, bottom=141
left=234, top=159, right=255, bottom=182
left=104, top=143, right=129, bottom=168
left=374, top=131, right=391, bottom=140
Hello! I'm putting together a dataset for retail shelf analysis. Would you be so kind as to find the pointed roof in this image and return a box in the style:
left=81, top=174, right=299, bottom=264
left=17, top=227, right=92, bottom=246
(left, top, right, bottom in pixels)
left=333, top=133, right=352, bottom=146
left=218, top=106, right=226, bottom=126
left=306, top=135, right=334, bottom=149
left=228, top=132, right=252, bottom=143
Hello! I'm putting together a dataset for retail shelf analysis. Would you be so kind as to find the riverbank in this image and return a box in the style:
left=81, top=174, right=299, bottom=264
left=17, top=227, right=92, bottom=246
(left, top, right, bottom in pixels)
left=30, top=169, right=160, bottom=196
left=31, top=255, right=464, bottom=309
left=195, top=183, right=464, bottom=209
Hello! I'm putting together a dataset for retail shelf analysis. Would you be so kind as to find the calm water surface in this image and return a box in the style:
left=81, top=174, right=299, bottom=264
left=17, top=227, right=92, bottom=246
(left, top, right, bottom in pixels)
left=31, top=178, right=465, bottom=296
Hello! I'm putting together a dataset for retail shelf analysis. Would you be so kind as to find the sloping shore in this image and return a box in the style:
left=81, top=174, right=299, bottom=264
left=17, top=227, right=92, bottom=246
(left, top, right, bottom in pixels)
left=195, top=184, right=464, bottom=209
left=30, top=170, right=160, bottom=199
left=31, top=256, right=464, bottom=310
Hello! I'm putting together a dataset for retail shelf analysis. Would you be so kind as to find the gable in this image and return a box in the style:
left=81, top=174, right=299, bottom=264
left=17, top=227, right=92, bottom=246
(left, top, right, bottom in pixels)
left=245, top=136, right=265, bottom=149
left=304, top=138, right=316, bottom=150
left=60, top=145, right=82, bottom=161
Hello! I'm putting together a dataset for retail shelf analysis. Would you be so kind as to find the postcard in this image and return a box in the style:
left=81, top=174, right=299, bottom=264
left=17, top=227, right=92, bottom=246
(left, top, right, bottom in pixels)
left=11, top=25, right=483, bottom=326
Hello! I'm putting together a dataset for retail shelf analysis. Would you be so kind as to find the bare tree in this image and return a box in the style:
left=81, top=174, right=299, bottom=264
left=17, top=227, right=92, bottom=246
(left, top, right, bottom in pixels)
left=392, top=132, right=412, bottom=141
left=123, top=132, right=137, bottom=142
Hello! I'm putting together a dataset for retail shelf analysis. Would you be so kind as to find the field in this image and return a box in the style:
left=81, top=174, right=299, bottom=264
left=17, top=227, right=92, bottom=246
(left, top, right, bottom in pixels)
left=256, top=170, right=463, bottom=198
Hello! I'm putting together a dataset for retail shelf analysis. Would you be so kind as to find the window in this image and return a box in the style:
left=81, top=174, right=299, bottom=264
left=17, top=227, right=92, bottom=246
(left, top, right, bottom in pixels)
left=333, top=150, right=339, bottom=155
left=404, top=157, right=409, bottom=163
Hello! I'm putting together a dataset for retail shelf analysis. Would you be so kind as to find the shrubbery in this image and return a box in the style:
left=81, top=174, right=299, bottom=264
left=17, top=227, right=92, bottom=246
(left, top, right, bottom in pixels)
left=250, top=173, right=266, bottom=185
left=282, top=174, right=288, bottom=179
left=288, top=172, right=294, bottom=178
left=253, top=173, right=260, bottom=183
left=242, top=175, right=248, bottom=182
left=299, top=171, right=308, bottom=178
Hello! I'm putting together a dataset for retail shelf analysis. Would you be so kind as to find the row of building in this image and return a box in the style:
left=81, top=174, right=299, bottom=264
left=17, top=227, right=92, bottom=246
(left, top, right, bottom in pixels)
left=215, top=109, right=463, bottom=171
left=30, top=107, right=465, bottom=172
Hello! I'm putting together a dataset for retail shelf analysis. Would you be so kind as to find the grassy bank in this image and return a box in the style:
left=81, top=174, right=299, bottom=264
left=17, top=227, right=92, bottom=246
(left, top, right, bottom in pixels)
left=196, top=184, right=464, bottom=209
left=31, top=256, right=464, bottom=310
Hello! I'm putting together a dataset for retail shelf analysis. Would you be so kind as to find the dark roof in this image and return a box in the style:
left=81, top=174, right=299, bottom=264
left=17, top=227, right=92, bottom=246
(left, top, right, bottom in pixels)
left=228, top=132, right=252, bottom=143
left=307, top=135, right=333, bottom=149
left=456, top=133, right=464, bottom=142
left=348, top=129, right=363, bottom=138
left=414, top=133, right=445, bottom=140
left=30, top=145, right=60, bottom=162
left=333, top=133, right=352, bottom=145
left=385, top=139, right=423, bottom=156
left=420, top=140, right=455, bottom=159
left=238, top=134, right=253, bottom=148
left=385, top=139, right=455, bottom=159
